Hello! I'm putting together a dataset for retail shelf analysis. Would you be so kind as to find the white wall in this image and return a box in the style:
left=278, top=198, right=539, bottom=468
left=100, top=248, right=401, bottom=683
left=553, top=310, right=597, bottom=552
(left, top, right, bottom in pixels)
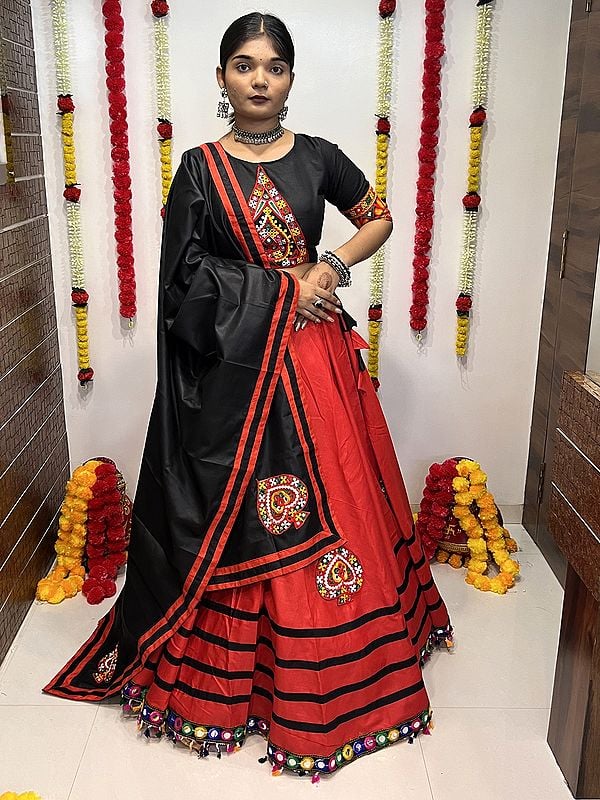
left=31, top=0, right=572, bottom=505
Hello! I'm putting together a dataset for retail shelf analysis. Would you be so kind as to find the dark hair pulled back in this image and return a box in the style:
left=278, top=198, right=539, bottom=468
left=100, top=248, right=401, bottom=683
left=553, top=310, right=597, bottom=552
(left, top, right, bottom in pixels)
left=219, top=12, right=295, bottom=72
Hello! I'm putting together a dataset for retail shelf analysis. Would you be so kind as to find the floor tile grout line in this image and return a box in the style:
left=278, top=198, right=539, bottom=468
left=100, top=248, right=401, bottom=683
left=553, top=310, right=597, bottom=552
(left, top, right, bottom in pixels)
left=418, top=737, right=436, bottom=800
left=66, top=703, right=101, bottom=800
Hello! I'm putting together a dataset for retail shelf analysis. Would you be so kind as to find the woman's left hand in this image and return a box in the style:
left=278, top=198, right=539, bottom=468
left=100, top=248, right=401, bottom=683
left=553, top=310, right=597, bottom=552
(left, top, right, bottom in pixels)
left=295, top=261, right=340, bottom=330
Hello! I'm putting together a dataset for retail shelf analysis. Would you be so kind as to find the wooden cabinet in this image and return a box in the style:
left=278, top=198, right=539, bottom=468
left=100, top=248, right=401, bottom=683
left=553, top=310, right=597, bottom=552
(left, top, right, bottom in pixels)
left=524, top=3, right=600, bottom=582
left=547, top=372, right=600, bottom=799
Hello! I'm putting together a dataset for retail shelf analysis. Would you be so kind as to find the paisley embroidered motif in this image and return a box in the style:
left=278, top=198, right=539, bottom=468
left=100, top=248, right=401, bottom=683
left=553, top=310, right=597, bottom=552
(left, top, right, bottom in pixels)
left=256, top=473, right=310, bottom=535
left=248, top=165, right=309, bottom=268
left=92, top=644, right=118, bottom=684
left=342, top=185, right=392, bottom=229
left=316, top=547, right=364, bottom=605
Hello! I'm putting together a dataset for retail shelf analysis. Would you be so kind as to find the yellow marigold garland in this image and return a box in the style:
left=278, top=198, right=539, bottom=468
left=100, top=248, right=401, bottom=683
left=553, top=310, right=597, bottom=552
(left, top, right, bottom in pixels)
left=51, top=0, right=93, bottom=385
left=150, top=1, right=173, bottom=215
left=452, top=459, right=519, bottom=593
left=36, top=460, right=100, bottom=604
left=367, top=1, right=396, bottom=390
left=455, top=0, right=494, bottom=357
left=416, top=456, right=519, bottom=594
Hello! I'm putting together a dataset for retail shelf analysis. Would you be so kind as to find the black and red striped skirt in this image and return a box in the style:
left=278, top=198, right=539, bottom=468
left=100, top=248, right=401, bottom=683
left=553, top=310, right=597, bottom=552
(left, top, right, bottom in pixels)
left=122, top=316, right=452, bottom=777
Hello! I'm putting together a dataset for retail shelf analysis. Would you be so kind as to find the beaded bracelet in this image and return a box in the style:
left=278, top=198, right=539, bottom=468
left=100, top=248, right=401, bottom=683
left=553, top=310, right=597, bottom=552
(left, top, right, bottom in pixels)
left=318, top=250, right=352, bottom=287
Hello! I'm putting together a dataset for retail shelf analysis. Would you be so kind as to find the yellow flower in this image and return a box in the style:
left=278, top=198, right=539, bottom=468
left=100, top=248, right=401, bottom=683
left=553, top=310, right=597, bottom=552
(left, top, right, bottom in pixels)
left=455, top=491, right=473, bottom=506
left=452, top=505, right=470, bottom=519
left=452, top=477, right=469, bottom=492
left=470, top=469, right=487, bottom=485
left=501, top=558, right=520, bottom=575
left=436, top=550, right=449, bottom=564
left=467, top=558, right=487, bottom=574
left=448, top=554, right=463, bottom=569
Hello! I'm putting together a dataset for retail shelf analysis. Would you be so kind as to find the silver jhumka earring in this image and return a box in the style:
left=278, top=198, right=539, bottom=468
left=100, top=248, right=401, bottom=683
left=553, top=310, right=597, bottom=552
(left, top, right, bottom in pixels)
left=279, top=104, right=288, bottom=121
left=217, top=87, right=229, bottom=118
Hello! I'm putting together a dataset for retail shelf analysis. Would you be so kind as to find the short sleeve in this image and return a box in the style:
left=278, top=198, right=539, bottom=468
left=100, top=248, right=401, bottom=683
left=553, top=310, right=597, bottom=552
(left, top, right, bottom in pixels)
left=321, top=139, right=392, bottom=228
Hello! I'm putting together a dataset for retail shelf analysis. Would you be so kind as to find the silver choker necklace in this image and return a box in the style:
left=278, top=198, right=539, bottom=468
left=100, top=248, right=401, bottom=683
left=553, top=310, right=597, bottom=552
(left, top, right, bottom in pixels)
left=232, top=123, right=284, bottom=145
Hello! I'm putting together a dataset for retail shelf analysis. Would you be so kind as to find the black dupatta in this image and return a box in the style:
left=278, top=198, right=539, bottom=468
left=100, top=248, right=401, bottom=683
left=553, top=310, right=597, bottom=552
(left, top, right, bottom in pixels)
left=44, top=143, right=344, bottom=700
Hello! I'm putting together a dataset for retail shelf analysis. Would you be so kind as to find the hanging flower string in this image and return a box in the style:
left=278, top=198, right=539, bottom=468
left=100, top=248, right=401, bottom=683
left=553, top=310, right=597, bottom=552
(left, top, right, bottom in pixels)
left=409, top=0, right=446, bottom=339
left=102, top=0, right=136, bottom=321
left=367, top=0, right=395, bottom=390
left=51, top=0, right=93, bottom=385
left=456, top=0, right=494, bottom=357
left=150, top=1, right=173, bottom=216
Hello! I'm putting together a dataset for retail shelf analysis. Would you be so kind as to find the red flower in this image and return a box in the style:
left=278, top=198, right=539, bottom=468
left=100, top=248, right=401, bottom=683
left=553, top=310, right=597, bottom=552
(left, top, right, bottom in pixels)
left=110, top=119, right=128, bottom=135
left=456, top=294, right=472, bottom=312
left=102, top=1, right=121, bottom=15
left=78, top=368, right=94, bottom=384
left=421, top=116, right=439, bottom=134
left=376, top=117, right=391, bottom=135
left=160, top=205, right=166, bottom=219
left=105, top=30, right=123, bottom=48
left=114, top=189, right=131, bottom=203
left=105, top=46, right=124, bottom=63
left=157, top=121, right=172, bottom=139
left=63, top=186, right=81, bottom=202
left=470, top=107, right=487, bottom=126
left=113, top=175, right=131, bottom=189
left=106, top=77, right=125, bottom=93
left=378, top=0, right=396, bottom=17
left=116, top=241, right=133, bottom=257
left=368, top=305, right=382, bottom=321
left=111, top=133, right=128, bottom=148
left=426, top=25, right=443, bottom=43
left=425, top=42, right=445, bottom=59
left=417, top=176, right=435, bottom=191
left=413, top=255, right=430, bottom=269
left=371, top=376, right=380, bottom=391
left=419, top=162, right=436, bottom=177
left=105, top=14, right=124, bottom=32
left=463, top=193, right=481, bottom=210
left=418, top=147, right=436, bottom=163
left=71, top=289, right=89, bottom=305
left=415, top=230, right=432, bottom=247
left=425, top=0, right=445, bottom=11
left=101, top=578, right=117, bottom=597
left=410, top=304, right=427, bottom=321
left=426, top=11, right=444, bottom=26
left=420, top=133, right=438, bottom=149
left=151, top=0, right=170, bottom=16
left=416, top=189, right=434, bottom=207
left=112, top=146, right=129, bottom=161
left=108, top=91, right=127, bottom=109
left=422, top=86, right=441, bottom=102
left=57, top=95, right=75, bottom=113
left=117, top=254, right=134, bottom=268
left=86, top=585, right=106, bottom=605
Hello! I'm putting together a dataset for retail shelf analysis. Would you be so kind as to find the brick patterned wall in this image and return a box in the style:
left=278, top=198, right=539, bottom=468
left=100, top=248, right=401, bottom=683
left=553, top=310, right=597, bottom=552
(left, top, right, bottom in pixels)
left=0, top=1, right=69, bottom=664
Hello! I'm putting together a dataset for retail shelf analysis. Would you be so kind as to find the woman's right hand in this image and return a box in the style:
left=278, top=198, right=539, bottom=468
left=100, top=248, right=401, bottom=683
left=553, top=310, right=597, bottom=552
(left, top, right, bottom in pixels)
left=293, top=276, right=343, bottom=329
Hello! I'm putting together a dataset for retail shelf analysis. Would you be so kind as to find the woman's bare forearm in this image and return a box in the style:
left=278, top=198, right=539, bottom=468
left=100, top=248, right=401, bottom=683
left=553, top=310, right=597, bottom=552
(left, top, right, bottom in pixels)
left=331, top=219, right=393, bottom=268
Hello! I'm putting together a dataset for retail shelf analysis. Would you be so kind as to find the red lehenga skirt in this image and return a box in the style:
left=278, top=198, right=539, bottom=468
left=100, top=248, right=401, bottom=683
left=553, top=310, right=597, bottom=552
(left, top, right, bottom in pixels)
left=121, top=316, right=452, bottom=777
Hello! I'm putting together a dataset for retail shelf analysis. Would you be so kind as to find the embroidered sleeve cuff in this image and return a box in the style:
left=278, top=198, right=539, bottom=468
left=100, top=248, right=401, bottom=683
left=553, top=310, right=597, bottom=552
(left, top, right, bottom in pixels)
left=342, top=186, right=393, bottom=229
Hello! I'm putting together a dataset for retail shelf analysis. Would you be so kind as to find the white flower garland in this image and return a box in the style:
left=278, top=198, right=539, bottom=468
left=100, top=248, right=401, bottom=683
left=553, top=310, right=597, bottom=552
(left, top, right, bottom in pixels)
left=455, top=1, right=494, bottom=358
left=51, top=0, right=93, bottom=385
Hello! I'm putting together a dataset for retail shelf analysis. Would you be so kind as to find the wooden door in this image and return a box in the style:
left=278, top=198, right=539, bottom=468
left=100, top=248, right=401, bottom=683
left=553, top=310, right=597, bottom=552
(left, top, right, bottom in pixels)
left=523, top=1, right=600, bottom=581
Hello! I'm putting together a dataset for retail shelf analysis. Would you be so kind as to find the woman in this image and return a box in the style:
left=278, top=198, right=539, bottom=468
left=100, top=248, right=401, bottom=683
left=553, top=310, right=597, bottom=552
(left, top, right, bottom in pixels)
left=44, top=12, right=452, bottom=777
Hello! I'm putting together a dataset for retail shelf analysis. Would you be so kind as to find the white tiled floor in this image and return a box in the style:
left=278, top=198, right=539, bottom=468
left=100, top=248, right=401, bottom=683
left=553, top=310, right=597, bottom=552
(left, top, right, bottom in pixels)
left=0, top=525, right=583, bottom=800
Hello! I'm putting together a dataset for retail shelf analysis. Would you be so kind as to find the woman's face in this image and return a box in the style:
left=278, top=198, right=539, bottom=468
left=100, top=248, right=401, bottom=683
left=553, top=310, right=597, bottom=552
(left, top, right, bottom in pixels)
left=217, top=35, right=293, bottom=127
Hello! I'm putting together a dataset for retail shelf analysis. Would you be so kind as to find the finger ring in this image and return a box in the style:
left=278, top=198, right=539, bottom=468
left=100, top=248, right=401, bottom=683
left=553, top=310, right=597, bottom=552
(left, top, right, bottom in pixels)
left=313, top=297, right=323, bottom=308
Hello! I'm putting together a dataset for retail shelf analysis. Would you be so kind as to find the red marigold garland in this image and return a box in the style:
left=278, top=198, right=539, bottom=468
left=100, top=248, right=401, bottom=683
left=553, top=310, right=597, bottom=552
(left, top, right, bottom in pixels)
left=409, top=0, right=446, bottom=339
left=82, top=459, right=130, bottom=604
left=102, top=0, right=136, bottom=321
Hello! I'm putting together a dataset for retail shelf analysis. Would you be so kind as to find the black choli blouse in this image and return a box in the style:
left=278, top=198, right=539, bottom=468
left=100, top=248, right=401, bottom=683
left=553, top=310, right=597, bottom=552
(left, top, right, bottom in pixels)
left=180, top=133, right=392, bottom=270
